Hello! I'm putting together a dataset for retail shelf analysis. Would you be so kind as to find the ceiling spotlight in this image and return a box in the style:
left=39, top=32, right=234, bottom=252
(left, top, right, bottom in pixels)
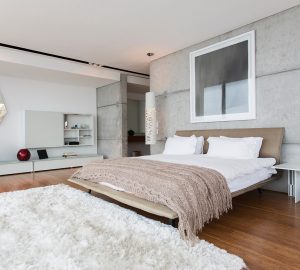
left=89, top=62, right=100, bottom=67
left=147, top=52, right=154, bottom=57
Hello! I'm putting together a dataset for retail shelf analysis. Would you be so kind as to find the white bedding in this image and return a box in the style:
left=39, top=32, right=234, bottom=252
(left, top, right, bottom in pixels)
left=100, top=154, right=277, bottom=193
left=228, top=167, right=274, bottom=193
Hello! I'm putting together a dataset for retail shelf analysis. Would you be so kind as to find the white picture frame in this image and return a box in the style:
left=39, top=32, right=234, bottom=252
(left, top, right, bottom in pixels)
left=190, top=31, right=256, bottom=123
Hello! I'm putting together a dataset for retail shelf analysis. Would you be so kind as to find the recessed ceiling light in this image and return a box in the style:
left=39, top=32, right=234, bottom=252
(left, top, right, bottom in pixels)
left=89, top=62, right=100, bottom=67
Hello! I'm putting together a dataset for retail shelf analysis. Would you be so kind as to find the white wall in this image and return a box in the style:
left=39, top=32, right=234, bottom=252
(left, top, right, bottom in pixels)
left=0, top=75, right=97, bottom=161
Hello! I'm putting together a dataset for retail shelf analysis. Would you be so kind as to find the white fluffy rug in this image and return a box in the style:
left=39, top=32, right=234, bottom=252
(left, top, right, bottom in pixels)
left=0, top=185, right=245, bottom=270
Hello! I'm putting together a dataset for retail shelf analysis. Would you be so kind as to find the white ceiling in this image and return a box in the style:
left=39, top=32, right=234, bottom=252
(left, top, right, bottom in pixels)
left=0, top=60, right=117, bottom=88
left=0, top=0, right=299, bottom=74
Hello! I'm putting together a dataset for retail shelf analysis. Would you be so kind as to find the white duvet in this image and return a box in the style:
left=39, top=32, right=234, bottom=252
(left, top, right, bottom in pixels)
left=139, top=154, right=276, bottom=181
left=101, top=154, right=277, bottom=193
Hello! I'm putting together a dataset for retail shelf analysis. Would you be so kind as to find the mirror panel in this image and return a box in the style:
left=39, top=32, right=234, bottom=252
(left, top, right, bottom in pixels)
left=0, top=91, right=7, bottom=123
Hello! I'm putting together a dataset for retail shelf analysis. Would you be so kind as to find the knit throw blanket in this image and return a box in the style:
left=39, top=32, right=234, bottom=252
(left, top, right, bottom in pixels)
left=71, top=158, right=232, bottom=241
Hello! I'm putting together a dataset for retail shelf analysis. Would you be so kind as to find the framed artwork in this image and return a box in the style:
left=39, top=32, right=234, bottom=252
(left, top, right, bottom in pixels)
left=190, top=31, right=256, bottom=123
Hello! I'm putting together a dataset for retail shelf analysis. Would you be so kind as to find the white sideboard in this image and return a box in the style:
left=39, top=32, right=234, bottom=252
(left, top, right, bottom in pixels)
left=0, top=155, right=103, bottom=176
left=33, top=155, right=102, bottom=172
left=0, top=160, right=33, bottom=175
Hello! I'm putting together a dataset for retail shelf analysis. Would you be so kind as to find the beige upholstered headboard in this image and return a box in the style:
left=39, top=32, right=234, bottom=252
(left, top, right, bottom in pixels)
left=176, top=128, right=284, bottom=164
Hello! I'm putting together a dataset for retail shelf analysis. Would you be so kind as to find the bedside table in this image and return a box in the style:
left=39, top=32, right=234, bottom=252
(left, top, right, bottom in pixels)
left=273, top=163, right=300, bottom=203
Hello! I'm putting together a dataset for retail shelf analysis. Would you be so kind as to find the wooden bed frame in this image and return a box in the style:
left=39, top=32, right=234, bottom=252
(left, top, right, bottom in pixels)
left=68, top=127, right=284, bottom=225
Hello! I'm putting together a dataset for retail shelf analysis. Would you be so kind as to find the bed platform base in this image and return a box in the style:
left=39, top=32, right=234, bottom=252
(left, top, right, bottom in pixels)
left=69, top=177, right=178, bottom=219
left=85, top=184, right=178, bottom=226
left=168, top=218, right=177, bottom=227
left=68, top=175, right=279, bottom=222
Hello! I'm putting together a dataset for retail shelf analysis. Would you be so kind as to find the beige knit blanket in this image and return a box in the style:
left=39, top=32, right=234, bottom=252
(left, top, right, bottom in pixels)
left=71, top=158, right=232, bottom=241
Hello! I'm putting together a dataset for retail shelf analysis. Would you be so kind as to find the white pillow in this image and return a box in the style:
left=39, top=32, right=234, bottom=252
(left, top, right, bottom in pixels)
left=174, top=135, right=204, bottom=154
left=163, top=135, right=197, bottom=155
left=220, top=136, right=263, bottom=158
left=207, top=137, right=259, bottom=159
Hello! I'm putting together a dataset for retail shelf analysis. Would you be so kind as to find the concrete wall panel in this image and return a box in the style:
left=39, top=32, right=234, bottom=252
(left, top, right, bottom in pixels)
left=97, top=104, right=123, bottom=140
left=97, top=82, right=122, bottom=107
left=150, top=6, right=300, bottom=192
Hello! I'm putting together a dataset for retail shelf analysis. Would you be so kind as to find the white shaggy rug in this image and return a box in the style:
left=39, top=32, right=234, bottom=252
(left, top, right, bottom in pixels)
left=0, top=185, right=245, bottom=270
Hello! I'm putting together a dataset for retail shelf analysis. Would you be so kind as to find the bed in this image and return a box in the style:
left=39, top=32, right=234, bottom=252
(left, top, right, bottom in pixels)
left=68, top=127, right=284, bottom=226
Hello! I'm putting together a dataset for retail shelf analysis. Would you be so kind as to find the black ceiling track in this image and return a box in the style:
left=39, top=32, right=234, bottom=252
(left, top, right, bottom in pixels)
left=0, top=43, right=150, bottom=77
left=101, top=65, right=149, bottom=77
left=0, top=43, right=89, bottom=64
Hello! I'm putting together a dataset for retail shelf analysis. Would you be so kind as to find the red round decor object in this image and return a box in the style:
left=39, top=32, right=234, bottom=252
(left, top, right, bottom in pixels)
left=17, top=149, right=31, bottom=161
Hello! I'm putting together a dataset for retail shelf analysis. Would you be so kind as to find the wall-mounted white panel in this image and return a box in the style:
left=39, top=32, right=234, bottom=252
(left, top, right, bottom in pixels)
left=25, top=110, right=64, bottom=148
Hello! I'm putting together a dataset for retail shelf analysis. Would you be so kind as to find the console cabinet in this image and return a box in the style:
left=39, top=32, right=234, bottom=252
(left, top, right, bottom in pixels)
left=33, top=155, right=102, bottom=172
left=0, top=161, right=33, bottom=175
left=0, top=155, right=103, bottom=176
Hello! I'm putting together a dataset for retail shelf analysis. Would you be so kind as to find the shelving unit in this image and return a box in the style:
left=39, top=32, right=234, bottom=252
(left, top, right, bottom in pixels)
left=25, top=111, right=95, bottom=148
left=63, top=114, right=94, bottom=147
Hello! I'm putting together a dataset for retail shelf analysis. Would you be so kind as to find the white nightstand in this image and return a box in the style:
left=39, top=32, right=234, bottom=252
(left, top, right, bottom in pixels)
left=273, top=163, right=300, bottom=203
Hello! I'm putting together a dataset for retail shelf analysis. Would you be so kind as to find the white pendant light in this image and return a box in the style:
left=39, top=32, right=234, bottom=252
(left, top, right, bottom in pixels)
left=145, top=92, right=157, bottom=145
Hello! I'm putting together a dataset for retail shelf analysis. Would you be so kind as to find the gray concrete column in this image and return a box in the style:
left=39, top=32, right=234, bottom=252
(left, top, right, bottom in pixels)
left=97, top=74, right=127, bottom=158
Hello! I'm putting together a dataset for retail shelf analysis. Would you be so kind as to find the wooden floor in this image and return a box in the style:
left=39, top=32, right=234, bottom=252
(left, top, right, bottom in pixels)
left=1, top=169, right=299, bottom=270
